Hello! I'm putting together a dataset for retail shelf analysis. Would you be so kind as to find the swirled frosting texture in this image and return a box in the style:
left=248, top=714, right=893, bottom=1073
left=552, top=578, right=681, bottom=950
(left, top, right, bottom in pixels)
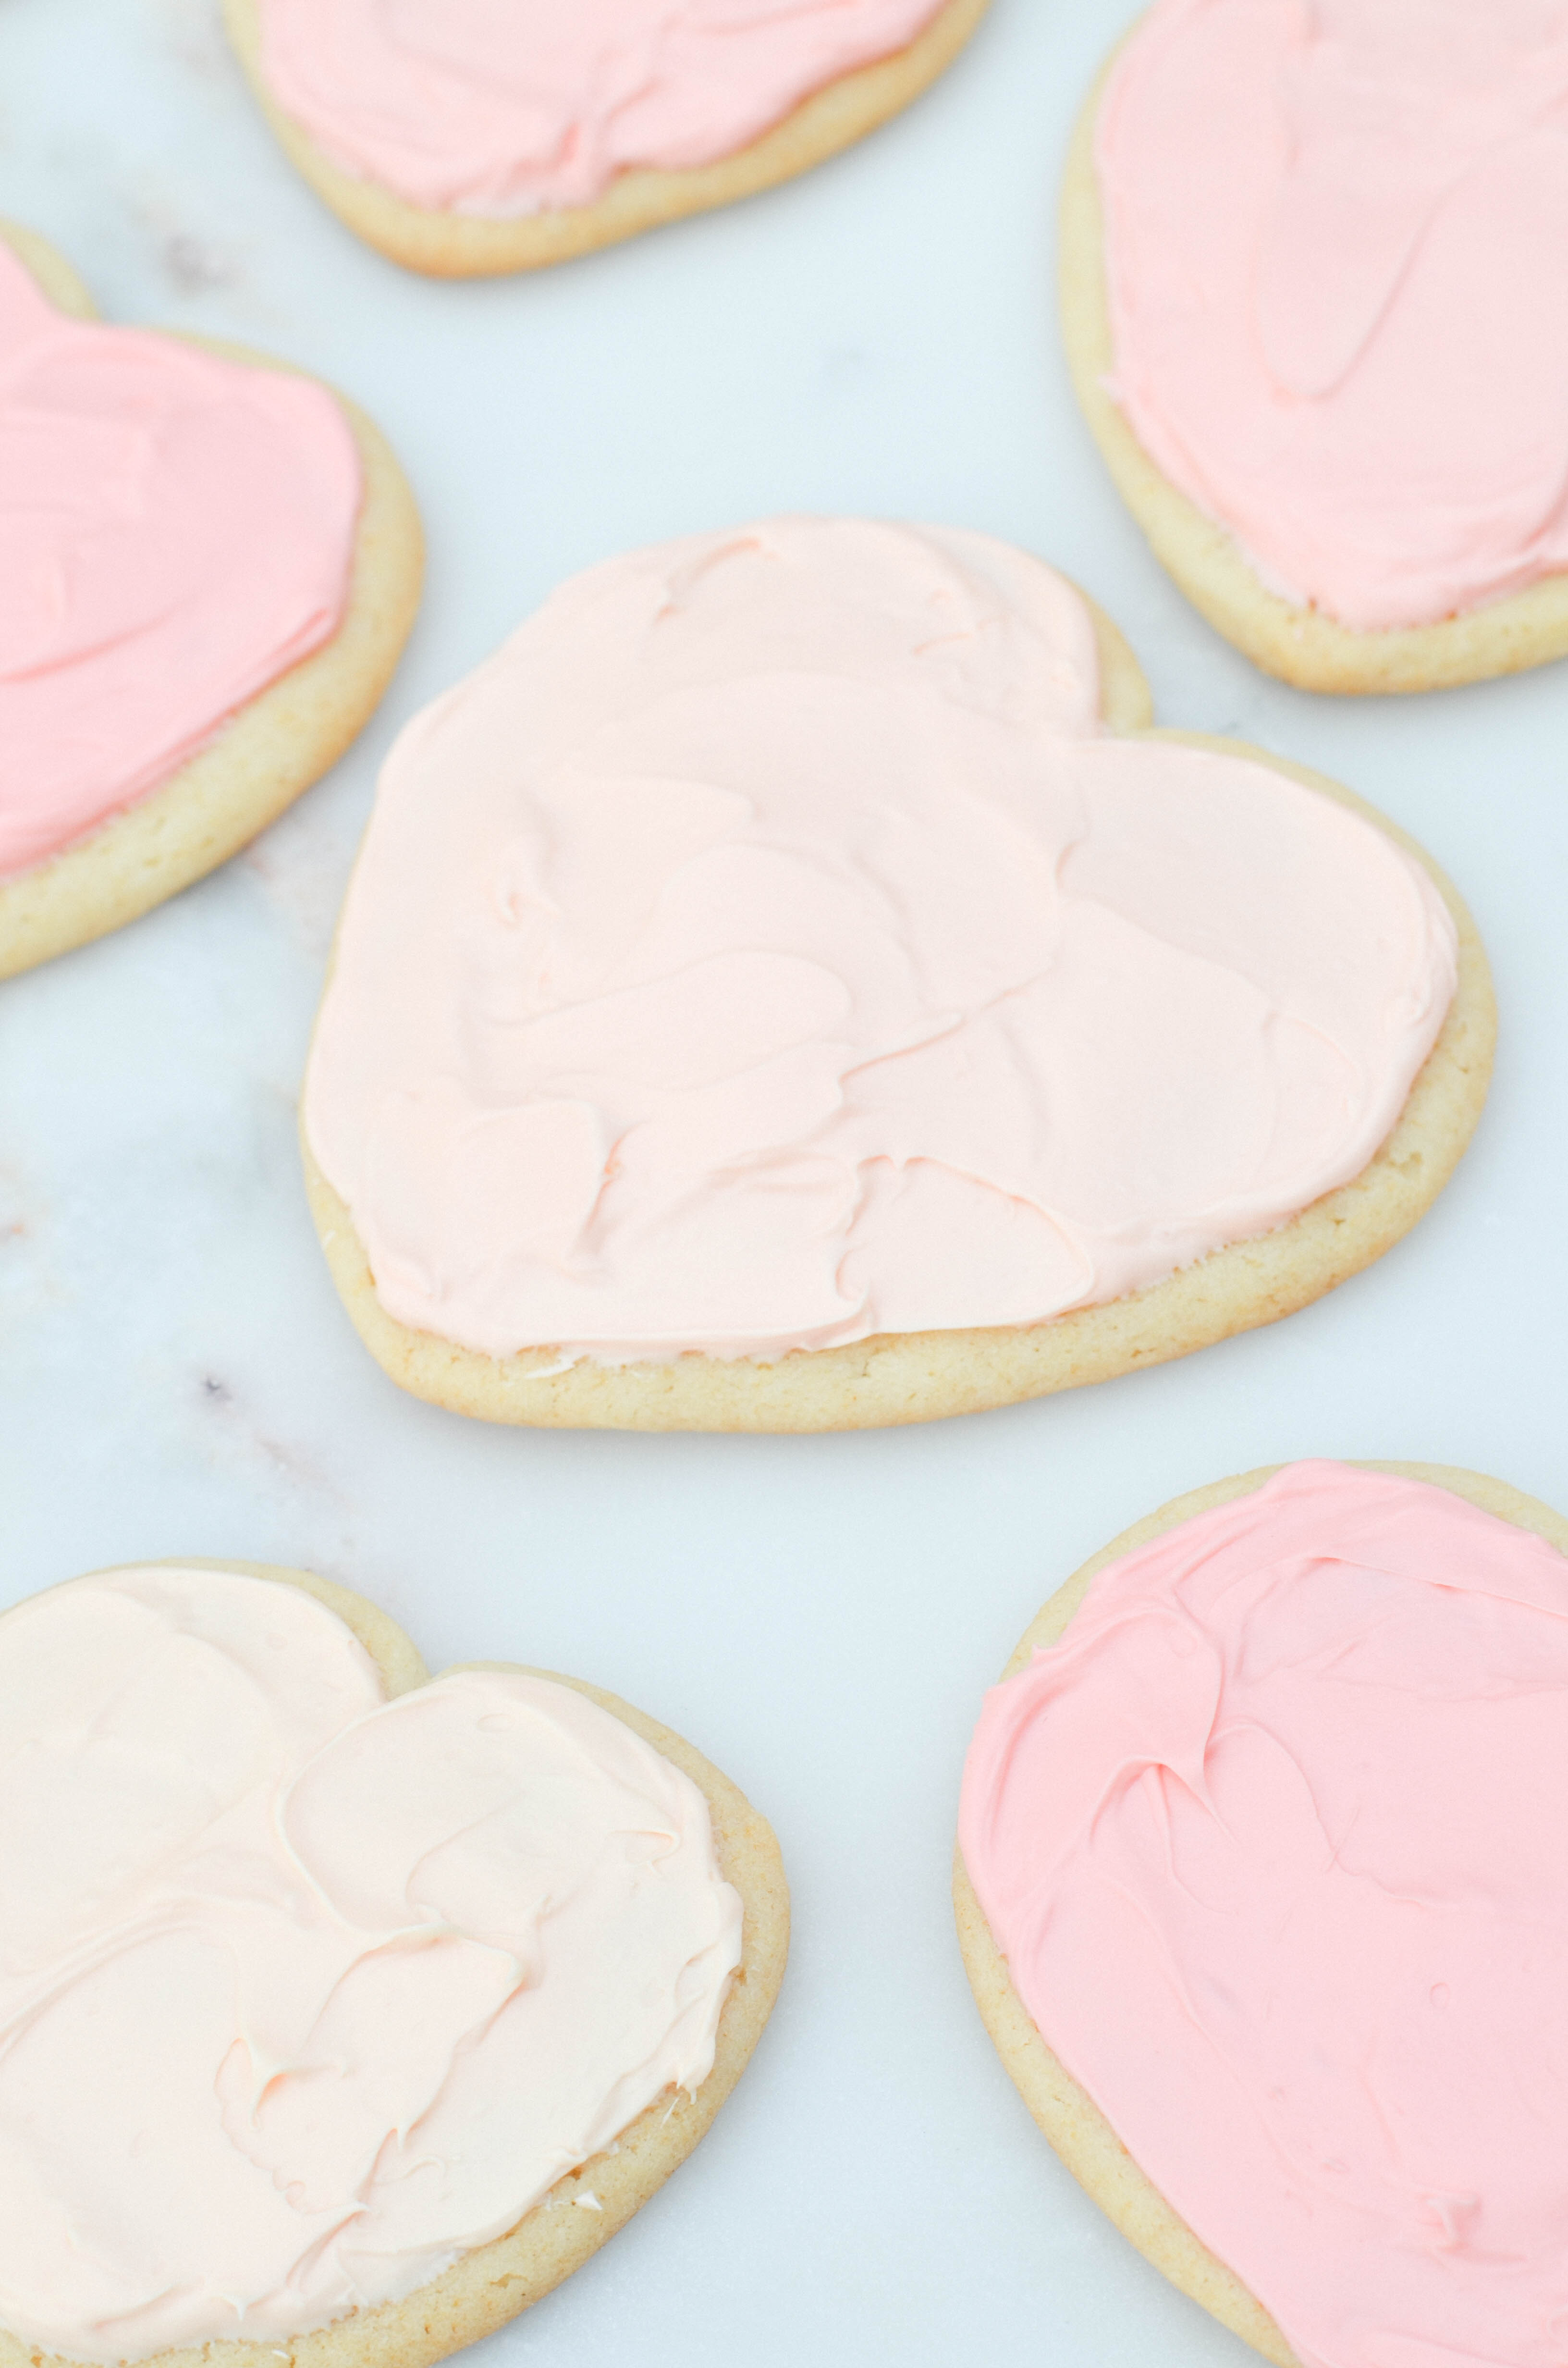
left=961, top=1463, right=1568, bottom=2368
left=303, top=519, right=1456, bottom=1367
left=1096, top=0, right=1568, bottom=629
left=0, top=1567, right=741, bottom=2365
left=255, top=0, right=950, bottom=216
left=0, top=243, right=359, bottom=881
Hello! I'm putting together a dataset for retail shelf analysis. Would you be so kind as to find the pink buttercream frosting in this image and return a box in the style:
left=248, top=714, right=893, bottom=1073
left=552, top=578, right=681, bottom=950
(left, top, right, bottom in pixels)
left=0, top=242, right=360, bottom=883
left=254, top=0, right=951, bottom=217
left=961, top=1462, right=1568, bottom=2368
left=0, top=1565, right=741, bottom=2364
left=1095, top=0, right=1568, bottom=629
left=302, top=519, right=1457, bottom=1368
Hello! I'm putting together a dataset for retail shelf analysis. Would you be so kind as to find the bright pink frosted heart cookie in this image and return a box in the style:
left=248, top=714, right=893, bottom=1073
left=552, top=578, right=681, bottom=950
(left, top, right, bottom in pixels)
left=1063, top=0, right=1568, bottom=691
left=300, top=519, right=1492, bottom=1432
left=0, top=1559, right=786, bottom=2368
left=0, top=221, right=421, bottom=978
left=222, top=0, right=991, bottom=276
left=958, top=1461, right=1568, bottom=2368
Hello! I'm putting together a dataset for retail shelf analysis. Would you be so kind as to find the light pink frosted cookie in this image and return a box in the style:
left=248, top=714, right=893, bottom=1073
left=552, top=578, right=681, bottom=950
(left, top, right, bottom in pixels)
left=0, top=1559, right=787, bottom=2368
left=957, top=1460, right=1568, bottom=2368
left=222, top=0, right=990, bottom=275
left=300, top=518, right=1493, bottom=1432
left=0, top=221, right=421, bottom=979
left=1062, top=1, right=1568, bottom=691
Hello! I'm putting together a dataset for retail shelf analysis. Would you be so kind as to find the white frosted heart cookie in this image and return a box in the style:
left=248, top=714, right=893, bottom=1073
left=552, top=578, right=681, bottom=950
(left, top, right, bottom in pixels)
left=221, top=0, right=990, bottom=277
left=0, top=1558, right=787, bottom=2368
left=300, top=519, right=1493, bottom=1432
left=0, top=222, right=422, bottom=979
left=956, top=1460, right=1568, bottom=2368
left=1062, top=2, right=1568, bottom=693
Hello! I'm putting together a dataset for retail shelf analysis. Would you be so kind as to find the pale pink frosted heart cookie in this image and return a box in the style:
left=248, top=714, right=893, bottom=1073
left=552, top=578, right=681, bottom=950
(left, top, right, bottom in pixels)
left=0, top=222, right=422, bottom=978
left=222, top=0, right=991, bottom=277
left=957, top=1461, right=1568, bottom=2368
left=1062, top=1, right=1568, bottom=692
left=300, top=518, right=1493, bottom=1433
left=0, top=1560, right=786, bottom=2368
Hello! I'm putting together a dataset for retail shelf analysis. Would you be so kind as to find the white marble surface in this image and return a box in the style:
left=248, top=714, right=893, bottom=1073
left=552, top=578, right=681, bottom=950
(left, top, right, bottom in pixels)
left=3, top=3, right=1567, bottom=2363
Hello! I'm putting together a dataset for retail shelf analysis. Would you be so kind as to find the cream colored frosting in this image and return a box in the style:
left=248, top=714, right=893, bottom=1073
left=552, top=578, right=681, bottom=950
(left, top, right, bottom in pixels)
left=1095, top=0, right=1568, bottom=630
left=961, top=1463, right=1568, bottom=2368
left=254, top=0, right=950, bottom=217
left=303, top=518, right=1457, bottom=1369
left=0, top=243, right=360, bottom=883
left=0, top=1566, right=741, bottom=2365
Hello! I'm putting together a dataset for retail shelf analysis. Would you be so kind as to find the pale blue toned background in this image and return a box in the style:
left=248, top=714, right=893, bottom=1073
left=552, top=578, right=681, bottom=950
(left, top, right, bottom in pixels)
left=1, top=1, right=1563, bottom=2360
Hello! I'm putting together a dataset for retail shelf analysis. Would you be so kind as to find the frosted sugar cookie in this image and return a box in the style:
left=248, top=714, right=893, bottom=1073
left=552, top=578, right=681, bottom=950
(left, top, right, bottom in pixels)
left=222, top=0, right=990, bottom=276
left=1062, top=2, right=1568, bottom=692
left=301, top=519, right=1492, bottom=1432
left=956, top=1460, right=1568, bottom=2368
left=0, top=222, right=422, bottom=979
left=0, top=1559, right=786, bottom=2367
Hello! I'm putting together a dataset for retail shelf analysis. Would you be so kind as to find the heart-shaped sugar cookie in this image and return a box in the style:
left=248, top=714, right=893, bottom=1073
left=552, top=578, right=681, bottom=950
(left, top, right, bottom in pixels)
left=222, top=0, right=991, bottom=277
left=0, top=1561, right=786, bottom=2368
left=301, top=518, right=1493, bottom=1432
left=957, top=1461, right=1568, bottom=2368
left=0, top=222, right=422, bottom=978
left=1062, top=2, right=1568, bottom=690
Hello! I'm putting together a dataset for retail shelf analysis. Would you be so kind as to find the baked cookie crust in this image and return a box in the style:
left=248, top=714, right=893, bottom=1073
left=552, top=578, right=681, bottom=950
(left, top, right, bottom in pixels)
left=0, top=1560, right=789, bottom=2368
left=0, top=223, right=423, bottom=981
left=301, top=592, right=1494, bottom=1433
left=1060, top=40, right=1568, bottom=695
left=221, top=0, right=991, bottom=277
left=953, top=1461, right=1568, bottom=2368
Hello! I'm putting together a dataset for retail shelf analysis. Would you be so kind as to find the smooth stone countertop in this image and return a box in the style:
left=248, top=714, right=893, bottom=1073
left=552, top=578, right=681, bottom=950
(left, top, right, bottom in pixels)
left=2, top=4, right=1566, bottom=2365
